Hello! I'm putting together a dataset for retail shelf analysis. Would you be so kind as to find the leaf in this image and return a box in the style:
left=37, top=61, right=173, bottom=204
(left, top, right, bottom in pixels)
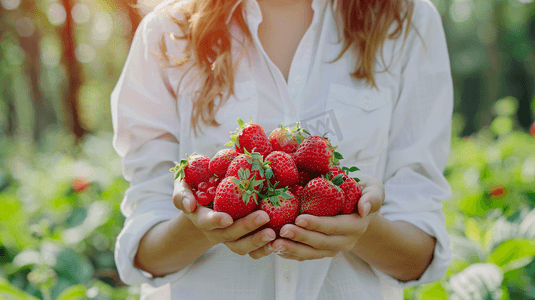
left=417, top=281, right=448, bottom=300
left=450, top=234, right=486, bottom=263
left=465, top=218, right=481, bottom=244
left=237, top=117, right=245, bottom=128
left=353, top=177, right=360, bottom=182
left=0, top=277, right=39, bottom=300
left=334, top=152, right=344, bottom=160
left=54, top=249, right=94, bottom=284
left=488, top=239, right=535, bottom=272
left=265, top=168, right=273, bottom=180
left=224, top=141, right=234, bottom=147
left=349, top=166, right=359, bottom=172
left=518, top=207, right=535, bottom=239
left=55, top=284, right=87, bottom=300
left=448, top=263, right=504, bottom=300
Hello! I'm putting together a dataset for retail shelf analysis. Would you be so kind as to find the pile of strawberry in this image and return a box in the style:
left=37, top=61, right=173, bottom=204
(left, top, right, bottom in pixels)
left=170, top=118, right=362, bottom=235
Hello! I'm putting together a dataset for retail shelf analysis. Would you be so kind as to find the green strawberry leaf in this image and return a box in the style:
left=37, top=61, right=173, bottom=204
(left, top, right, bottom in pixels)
left=230, top=178, right=241, bottom=185
left=331, top=173, right=345, bottom=186
left=265, top=168, right=273, bottom=180
left=271, top=195, right=281, bottom=207
left=280, top=191, right=293, bottom=199
left=334, top=152, right=344, bottom=160
left=353, top=177, right=360, bottom=182
left=245, top=157, right=252, bottom=164
left=349, top=166, right=359, bottom=172
left=295, top=134, right=303, bottom=145
left=224, top=141, right=235, bottom=147
left=237, top=117, right=245, bottom=128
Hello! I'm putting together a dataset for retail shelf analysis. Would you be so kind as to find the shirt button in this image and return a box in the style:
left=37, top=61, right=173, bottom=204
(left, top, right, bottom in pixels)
left=294, top=76, right=302, bottom=84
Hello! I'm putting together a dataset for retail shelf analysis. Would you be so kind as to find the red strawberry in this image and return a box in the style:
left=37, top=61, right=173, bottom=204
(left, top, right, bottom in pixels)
left=265, top=151, right=299, bottom=188
left=328, top=166, right=344, bottom=178
left=268, top=123, right=309, bottom=154
left=226, top=117, right=272, bottom=157
left=297, top=170, right=320, bottom=186
left=208, top=176, right=221, bottom=187
left=300, top=176, right=345, bottom=216
left=289, top=185, right=303, bottom=199
left=259, top=188, right=299, bottom=236
left=225, top=151, right=267, bottom=181
left=328, top=166, right=362, bottom=214
left=213, top=171, right=264, bottom=220
left=209, top=149, right=239, bottom=178
left=170, top=153, right=212, bottom=189
left=294, top=136, right=343, bottom=174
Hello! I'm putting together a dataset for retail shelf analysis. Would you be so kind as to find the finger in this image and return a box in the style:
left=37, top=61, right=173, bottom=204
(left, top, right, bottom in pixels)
left=217, top=210, right=270, bottom=242
left=294, top=214, right=361, bottom=236
left=279, top=224, right=352, bottom=252
left=357, top=191, right=383, bottom=217
left=271, top=238, right=338, bottom=260
left=173, top=180, right=197, bottom=214
left=191, top=206, right=234, bottom=231
left=248, top=242, right=275, bottom=260
left=274, top=252, right=305, bottom=262
left=225, top=227, right=276, bottom=256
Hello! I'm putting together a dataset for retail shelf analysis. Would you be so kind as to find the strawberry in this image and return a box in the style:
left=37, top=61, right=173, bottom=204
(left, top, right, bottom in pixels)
left=213, top=170, right=264, bottom=220
left=226, top=117, right=272, bottom=157
left=300, top=175, right=345, bottom=216
left=265, top=151, right=299, bottom=188
left=268, top=123, right=309, bottom=154
left=297, top=170, right=320, bottom=186
left=225, top=150, right=267, bottom=182
left=209, top=149, right=239, bottom=178
left=259, top=188, right=299, bottom=236
left=288, top=185, right=303, bottom=199
left=170, top=153, right=212, bottom=189
left=328, top=166, right=362, bottom=214
left=293, top=136, right=343, bottom=174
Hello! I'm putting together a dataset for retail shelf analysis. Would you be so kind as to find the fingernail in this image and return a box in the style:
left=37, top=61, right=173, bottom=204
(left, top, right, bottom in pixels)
left=280, top=230, right=294, bottom=239
left=221, top=217, right=233, bottom=227
left=255, top=214, right=269, bottom=226
left=363, top=202, right=371, bottom=217
left=262, top=233, right=275, bottom=242
left=296, top=219, right=308, bottom=228
left=183, top=198, right=192, bottom=213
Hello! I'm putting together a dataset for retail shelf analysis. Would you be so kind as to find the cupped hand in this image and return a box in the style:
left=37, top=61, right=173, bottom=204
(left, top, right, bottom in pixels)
left=172, top=179, right=276, bottom=258
left=269, top=173, right=385, bottom=261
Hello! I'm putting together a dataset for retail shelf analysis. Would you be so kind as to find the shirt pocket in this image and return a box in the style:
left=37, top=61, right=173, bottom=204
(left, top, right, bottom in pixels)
left=326, top=83, right=392, bottom=167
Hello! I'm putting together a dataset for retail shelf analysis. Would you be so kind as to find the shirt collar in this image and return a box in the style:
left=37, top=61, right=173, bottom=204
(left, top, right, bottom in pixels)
left=225, top=0, right=330, bottom=25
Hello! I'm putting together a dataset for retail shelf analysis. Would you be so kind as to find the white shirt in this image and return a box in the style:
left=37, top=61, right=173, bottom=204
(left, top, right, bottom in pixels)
left=111, top=0, right=453, bottom=299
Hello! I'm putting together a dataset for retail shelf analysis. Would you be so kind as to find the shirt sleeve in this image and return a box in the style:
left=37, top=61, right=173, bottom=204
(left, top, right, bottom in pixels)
left=111, top=10, right=187, bottom=287
left=370, top=0, right=453, bottom=289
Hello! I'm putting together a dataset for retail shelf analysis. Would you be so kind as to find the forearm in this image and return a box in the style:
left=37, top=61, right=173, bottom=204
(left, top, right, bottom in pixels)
left=134, top=212, right=215, bottom=277
left=351, top=214, right=436, bottom=282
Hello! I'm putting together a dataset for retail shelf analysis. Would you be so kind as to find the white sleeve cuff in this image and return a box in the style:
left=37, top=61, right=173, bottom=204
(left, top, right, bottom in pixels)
left=114, top=201, right=188, bottom=287
left=371, top=210, right=452, bottom=289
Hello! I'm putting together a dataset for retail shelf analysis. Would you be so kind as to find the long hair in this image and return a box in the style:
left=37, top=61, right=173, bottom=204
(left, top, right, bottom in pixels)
left=156, top=0, right=415, bottom=135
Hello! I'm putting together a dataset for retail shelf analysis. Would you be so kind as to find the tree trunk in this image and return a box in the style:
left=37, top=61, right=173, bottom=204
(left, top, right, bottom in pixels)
left=58, top=0, right=90, bottom=142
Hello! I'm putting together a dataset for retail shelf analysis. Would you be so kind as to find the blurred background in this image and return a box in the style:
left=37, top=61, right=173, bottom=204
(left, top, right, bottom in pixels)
left=0, top=0, right=534, bottom=299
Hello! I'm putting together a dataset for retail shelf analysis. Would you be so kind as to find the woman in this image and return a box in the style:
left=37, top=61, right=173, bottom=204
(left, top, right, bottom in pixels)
left=111, top=0, right=453, bottom=299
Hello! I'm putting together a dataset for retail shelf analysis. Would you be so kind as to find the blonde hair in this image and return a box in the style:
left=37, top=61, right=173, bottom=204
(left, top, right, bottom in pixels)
left=157, top=0, right=415, bottom=135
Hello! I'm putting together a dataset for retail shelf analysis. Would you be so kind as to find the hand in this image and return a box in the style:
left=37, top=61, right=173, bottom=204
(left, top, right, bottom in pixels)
left=269, top=173, right=385, bottom=261
left=172, top=180, right=276, bottom=257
